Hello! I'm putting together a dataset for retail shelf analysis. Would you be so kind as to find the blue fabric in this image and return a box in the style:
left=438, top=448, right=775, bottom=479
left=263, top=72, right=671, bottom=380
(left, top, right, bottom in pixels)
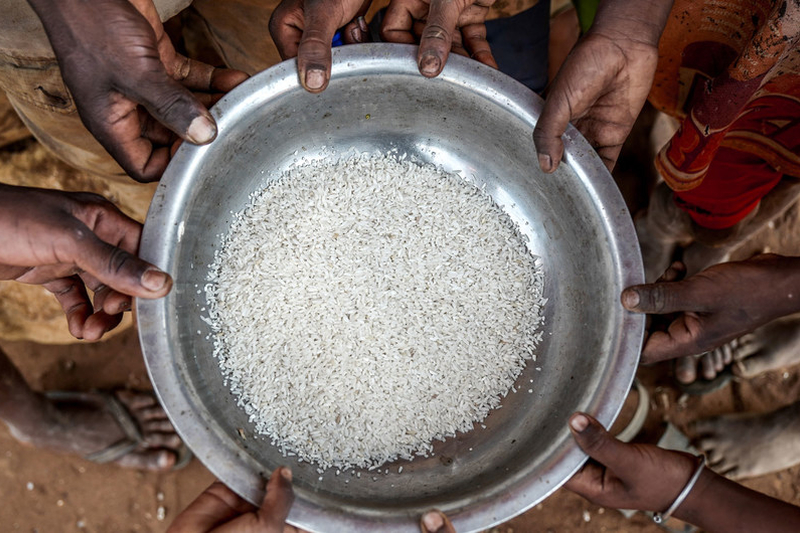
left=485, top=0, right=551, bottom=94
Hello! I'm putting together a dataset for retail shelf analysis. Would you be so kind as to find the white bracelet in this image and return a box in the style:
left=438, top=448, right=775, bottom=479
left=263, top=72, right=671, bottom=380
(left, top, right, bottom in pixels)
left=653, top=455, right=706, bottom=524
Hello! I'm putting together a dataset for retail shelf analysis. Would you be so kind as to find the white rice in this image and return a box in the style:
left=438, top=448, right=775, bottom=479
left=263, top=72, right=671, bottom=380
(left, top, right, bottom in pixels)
left=206, top=153, right=545, bottom=470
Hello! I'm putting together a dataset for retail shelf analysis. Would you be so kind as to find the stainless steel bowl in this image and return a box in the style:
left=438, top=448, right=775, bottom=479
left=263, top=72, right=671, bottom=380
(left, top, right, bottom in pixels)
left=137, top=43, right=643, bottom=533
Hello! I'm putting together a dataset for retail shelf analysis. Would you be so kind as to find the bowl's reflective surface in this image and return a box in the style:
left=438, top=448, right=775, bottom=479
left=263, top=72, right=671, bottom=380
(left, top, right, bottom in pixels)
left=137, top=43, right=643, bottom=532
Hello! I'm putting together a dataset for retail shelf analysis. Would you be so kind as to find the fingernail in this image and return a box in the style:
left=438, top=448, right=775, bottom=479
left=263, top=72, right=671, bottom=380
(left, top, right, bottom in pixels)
left=422, top=511, right=444, bottom=531
left=351, top=27, right=363, bottom=43
left=538, top=153, right=552, bottom=172
left=186, top=115, right=217, bottom=144
left=358, top=16, right=368, bottom=33
left=570, top=413, right=589, bottom=432
left=420, top=52, right=441, bottom=76
left=141, top=268, right=168, bottom=292
left=305, top=69, right=326, bottom=90
left=621, top=289, right=640, bottom=309
left=280, top=466, right=292, bottom=482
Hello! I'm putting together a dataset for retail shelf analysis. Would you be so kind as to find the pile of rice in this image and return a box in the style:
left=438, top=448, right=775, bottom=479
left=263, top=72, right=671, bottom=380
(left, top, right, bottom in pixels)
left=205, top=154, right=545, bottom=470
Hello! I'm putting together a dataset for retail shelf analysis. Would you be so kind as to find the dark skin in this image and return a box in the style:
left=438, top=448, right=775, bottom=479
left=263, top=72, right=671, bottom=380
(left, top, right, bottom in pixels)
left=169, top=469, right=447, bottom=533
left=0, top=184, right=171, bottom=341
left=168, top=468, right=301, bottom=533
left=26, top=0, right=249, bottom=182
left=532, top=0, right=673, bottom=172
left=268, top=0, right=497, bottom=93
left=621, top=256, right=800, bottom=364
left=566, top=412, right=800, bottom=532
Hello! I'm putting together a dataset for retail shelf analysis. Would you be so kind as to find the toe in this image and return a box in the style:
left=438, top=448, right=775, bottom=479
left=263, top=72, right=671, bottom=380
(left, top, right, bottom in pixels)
left=143, top=419, right=175, bottom=433
left=138, top=406, right=168, bottom=421
left=115, top=449, right=176, bottom=471
left=143, top=432, right=183, bottom=450
left=116, top=390, right=157, bottom=410
left=712, top=348, right=724, bottom=372
left=675, top=356, right=697, bottom=384
left=700, top=353, right=717, bottom=380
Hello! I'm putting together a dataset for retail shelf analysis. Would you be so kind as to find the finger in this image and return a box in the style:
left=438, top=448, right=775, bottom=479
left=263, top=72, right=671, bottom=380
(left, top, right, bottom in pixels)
left=343, top=1, right=372, bottom=44
left=564, top=460, right=607, bottom=501
left=532, top=86, right=570, bottom=173
left=44, top=276, right=93, bottom=340
left=417, top=0, right=463, bottom=77
left=420, top=510, right=455, bottom=533
left=296, top=2, right=344, bottom=92
left=656, top=261, right=687, bottom=283
left=269, top=1, right=305, bottom=60
left=168, top=481, right=255, bottom=531
left=139, top=110, right=176, bottom=147
left=210, top=68, right=250, bottom=94
left=82, top=309, right=124, bottom=341
left=86, top=102, right=173, bottom=183
left=57, top=222, right=173, bottom=299
left=100, top=290, right=133, bottom=315
left=640, top=313, right=706, bottom=363
left=381, top=0, right=428, bottom=44
left=461, top=23, right=497, bottom=68
left=568, top=413, right=632, bottom=473
left=258, top=467, right=295, bottom=529
left=620, top=280, right=705, bottom=315
left=131, top=73, right=218, bottom=146
left=168, top=55, right=249, bottom=95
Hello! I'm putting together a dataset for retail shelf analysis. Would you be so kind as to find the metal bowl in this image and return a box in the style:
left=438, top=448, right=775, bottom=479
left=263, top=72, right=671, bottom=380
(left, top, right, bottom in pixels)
left=137, top=43, right=643, bottom=532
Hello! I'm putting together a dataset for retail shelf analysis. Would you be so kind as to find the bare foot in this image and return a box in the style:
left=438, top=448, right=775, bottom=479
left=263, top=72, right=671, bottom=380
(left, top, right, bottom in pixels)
left=675, top=314, right=800, bottom=385
left=7, top=389, right=183, bottom=471
left=692, top=401, right=800, bottom=480
left=634, top=182, right=693, bottom=283
left=732, top=314, right=800, bottom=378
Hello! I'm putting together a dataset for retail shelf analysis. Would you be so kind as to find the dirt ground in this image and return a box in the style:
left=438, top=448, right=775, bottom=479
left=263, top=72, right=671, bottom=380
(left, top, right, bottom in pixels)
left=2, top=110, right=800, bottom=533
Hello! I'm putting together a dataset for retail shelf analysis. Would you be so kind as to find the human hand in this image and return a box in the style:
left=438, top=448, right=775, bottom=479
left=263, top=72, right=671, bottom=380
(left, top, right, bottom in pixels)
left=533, top=0, right=671, bottom=172
left=0, top=185, right=172, bottom=341
left=167, top=467, right=299, bottom=533
left=565, top=412, right=700, bottom=513
left=27, top=0, right=248, bottom=182
left=269, top=0, right=372, bottom=93
left=621, top=256, right=800, bottom=364
left=381, top=0, right=497, bottom=77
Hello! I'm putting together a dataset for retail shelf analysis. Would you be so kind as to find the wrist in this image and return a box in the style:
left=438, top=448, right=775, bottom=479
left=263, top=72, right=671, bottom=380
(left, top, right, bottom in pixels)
left=590, top=0, right=674, bottom=47
left=669, top=466, right=715, bottom=524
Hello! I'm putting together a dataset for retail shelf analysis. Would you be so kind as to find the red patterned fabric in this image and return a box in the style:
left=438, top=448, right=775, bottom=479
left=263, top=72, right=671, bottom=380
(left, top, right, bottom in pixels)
left=649, top=0, right=800, bottom=228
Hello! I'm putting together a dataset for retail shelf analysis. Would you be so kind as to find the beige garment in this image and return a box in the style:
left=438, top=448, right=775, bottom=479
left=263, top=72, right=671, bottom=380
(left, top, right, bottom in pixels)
left=0, top=0, right=191, bottom=57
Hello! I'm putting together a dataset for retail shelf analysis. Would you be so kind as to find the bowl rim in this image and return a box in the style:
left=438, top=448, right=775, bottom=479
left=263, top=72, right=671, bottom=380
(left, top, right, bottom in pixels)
left=136, top=42, right=644, bottom=533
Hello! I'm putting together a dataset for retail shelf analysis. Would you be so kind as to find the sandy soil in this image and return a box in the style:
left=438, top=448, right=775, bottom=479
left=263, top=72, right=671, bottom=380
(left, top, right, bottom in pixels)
left=2, top=95, right=800, bottom=533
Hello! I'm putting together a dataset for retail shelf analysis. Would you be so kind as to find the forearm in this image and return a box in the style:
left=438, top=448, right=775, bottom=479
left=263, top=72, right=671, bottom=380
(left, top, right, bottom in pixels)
left=675, top=468, right=800, bottom=532
left=591, top=0, right=674, bottom=46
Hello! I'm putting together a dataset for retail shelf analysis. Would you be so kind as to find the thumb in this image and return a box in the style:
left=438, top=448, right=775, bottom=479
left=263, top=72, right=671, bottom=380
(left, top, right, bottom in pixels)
left=257, top=466, right=295, bottom=529
left=568, top=413, right=630, bottom=470
left=133, top=72, right=218, bottom=145
left=296, top=2, right=342, bottom=92
left=621, top=281, right=701, bottom=315
left=420, top=510, right=455, bottom=533
left=532, top=78, right=573, bottom=173
left=67, top=230, right=172, bottom=299
left=417, top=0, right=463, bottom=77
